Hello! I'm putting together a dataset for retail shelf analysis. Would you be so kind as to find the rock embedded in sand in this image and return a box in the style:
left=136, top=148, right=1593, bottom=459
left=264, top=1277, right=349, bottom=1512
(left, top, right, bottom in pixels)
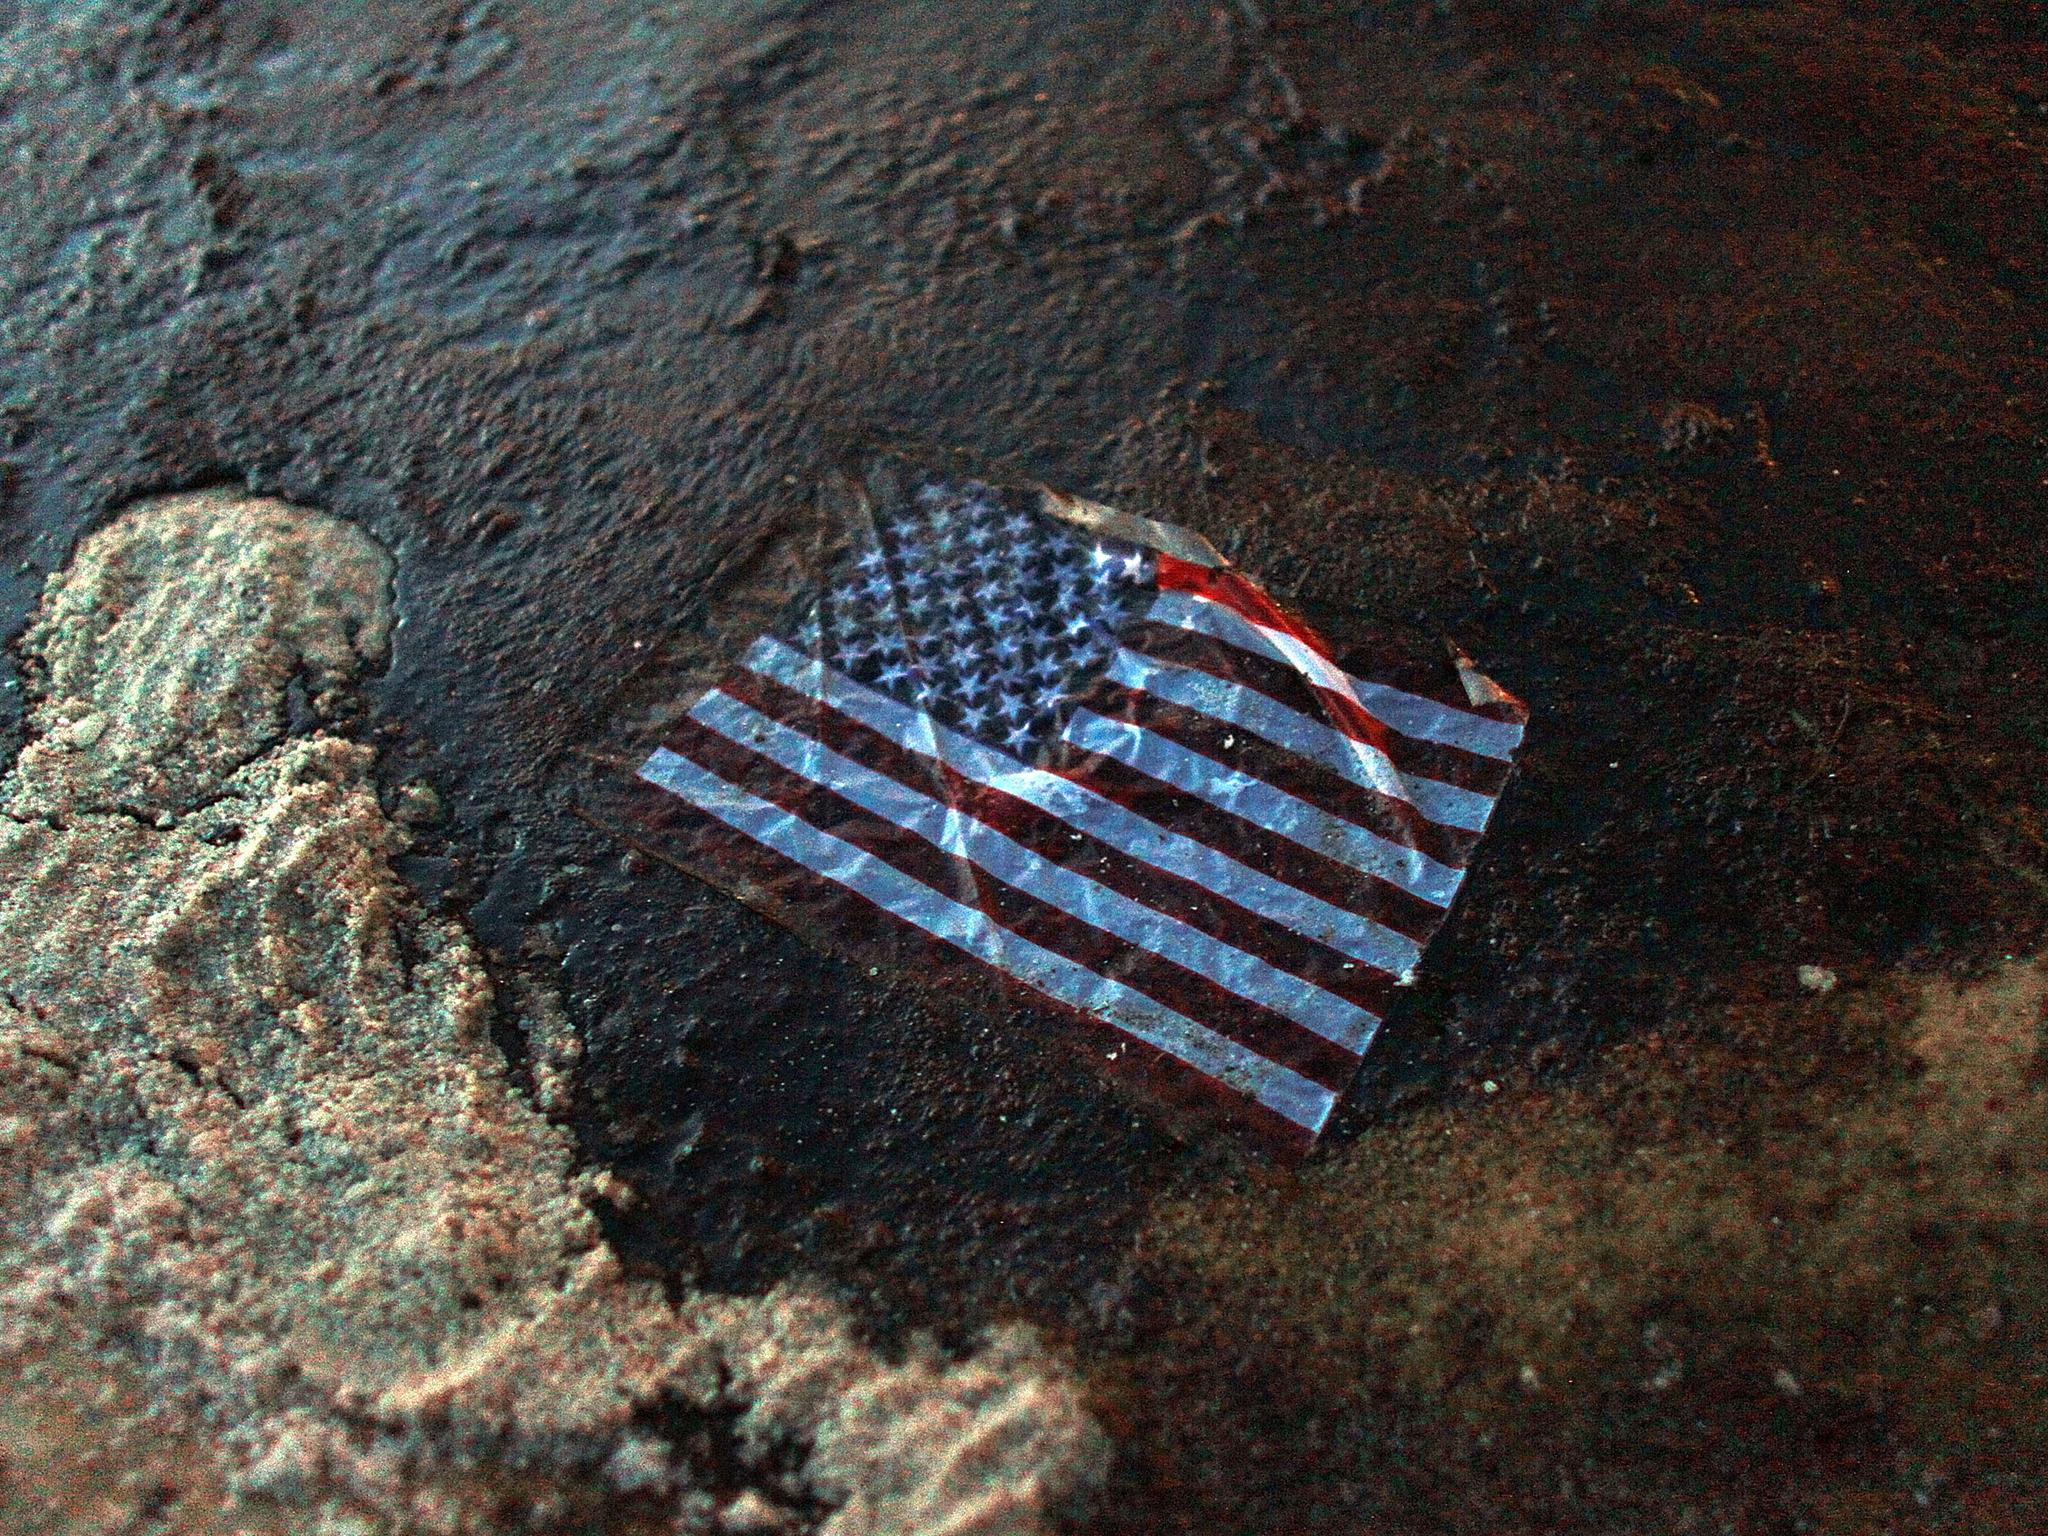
left=1798, top=963, right=1838, bottom=993
left=0, top=489, right=1102, bottom=1535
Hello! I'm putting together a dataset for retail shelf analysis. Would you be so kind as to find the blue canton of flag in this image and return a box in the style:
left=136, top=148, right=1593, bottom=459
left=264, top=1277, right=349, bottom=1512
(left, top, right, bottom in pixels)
left=629, top=466, right=1527, bottom=1159
left=792, top=481, right=1153, bottom=759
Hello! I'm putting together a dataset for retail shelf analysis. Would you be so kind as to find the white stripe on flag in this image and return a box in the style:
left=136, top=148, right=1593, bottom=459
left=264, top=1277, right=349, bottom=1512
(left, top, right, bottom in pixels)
left=1062, top=708, right=1466, bottom=909
left=689, top=690, right=1380, bottom=1053
left=1147, top=590, right=1524, bottom=761
left=636, top=745, right=1338, bottom=1132
left=1105, top=648, right=1497, bottom=834
left=743, top=636, right=1425, bottom=977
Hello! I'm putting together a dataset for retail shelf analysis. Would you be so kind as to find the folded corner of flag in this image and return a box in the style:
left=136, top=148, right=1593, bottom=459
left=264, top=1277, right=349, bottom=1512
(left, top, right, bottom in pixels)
left=624, top=466, right=1527, bottom=1161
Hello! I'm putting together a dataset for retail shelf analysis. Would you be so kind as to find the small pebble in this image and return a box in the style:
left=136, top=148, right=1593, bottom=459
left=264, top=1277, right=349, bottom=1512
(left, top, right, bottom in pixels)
left=64, top=712, right=106, bottom=749
left=720, top=1490, right=795, bottom=1534
left=603, top=1435, right=673, bottom=1494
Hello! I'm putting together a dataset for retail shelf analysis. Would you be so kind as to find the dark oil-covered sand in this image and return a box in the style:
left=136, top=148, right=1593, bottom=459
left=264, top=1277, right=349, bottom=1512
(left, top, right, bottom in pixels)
left=1, top=2, right=2044, bottom=1531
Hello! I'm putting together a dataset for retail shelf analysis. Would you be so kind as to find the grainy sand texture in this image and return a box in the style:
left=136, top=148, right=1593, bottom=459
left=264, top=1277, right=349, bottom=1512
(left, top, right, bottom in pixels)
left=0, top=489, right=1103, bottom=1535
left=1125, top=958, right=2048, bottom=1532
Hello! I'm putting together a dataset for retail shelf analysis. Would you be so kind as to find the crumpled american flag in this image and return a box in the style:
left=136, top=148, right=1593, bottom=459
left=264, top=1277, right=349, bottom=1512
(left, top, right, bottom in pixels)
left=628, top=466, right=1526, bottom=1158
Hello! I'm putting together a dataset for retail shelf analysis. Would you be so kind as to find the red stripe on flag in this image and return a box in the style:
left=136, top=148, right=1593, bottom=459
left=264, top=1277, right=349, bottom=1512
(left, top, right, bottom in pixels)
left=1046, top=735, right=1450, bottom=945
left=663, top=711, right=1367, bottom=1091
left=1082, top=654, right=1485, bottom=868
left=720, top=666, right=1401, bottom=1011
left=1155, top=554, right=1528, bottom=731
left=1156, top=554, right=1335, bottom=661
left=623, top=768, right=1317, bottom=1161
left=1121, top=618, right=1514, bottom=797
left=1157, top=558, right=1432, bottom=773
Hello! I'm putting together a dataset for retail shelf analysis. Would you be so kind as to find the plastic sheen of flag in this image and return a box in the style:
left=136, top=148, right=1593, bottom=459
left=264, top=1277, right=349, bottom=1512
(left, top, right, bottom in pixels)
left=626, top=466, right=1528, bottom=1159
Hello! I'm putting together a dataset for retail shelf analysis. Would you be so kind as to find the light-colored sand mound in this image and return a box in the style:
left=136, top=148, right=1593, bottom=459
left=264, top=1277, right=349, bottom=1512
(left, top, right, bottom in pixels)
left=0, top=489, right=1102, bottom=1536
left=1143, top=954, right=2048, bottom=1530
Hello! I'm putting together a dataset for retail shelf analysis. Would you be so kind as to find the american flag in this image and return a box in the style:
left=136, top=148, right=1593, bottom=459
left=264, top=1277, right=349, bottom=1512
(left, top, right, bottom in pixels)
left=629, top=469, right=1526, bottom=1158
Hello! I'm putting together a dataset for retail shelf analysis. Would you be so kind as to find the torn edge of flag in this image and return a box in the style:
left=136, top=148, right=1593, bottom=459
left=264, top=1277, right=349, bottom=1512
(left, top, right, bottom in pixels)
left=614, top=462, right=1529, bottom=1161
